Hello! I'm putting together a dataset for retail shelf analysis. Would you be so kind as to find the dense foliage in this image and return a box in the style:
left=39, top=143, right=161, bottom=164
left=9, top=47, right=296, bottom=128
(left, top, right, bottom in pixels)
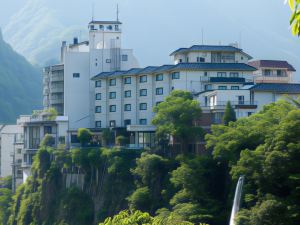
left=3, top=99, right=300, bottom=225
left=223, top=101, right=236, bottom=125
left=288, top=0, right=300, bottom=36
left=206, top=100, right=300, bottom=224
left=152, top=90, right=203, bottom=152
left=0, top=29, right=42, bottom=123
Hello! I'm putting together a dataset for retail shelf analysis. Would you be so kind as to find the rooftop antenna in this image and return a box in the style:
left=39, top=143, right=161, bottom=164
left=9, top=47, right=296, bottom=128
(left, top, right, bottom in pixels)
left=116, top=4, right=119, bottom=21
left=92, top=2, right=95, bottom=21
left=239, top=31, right=242, bottom=48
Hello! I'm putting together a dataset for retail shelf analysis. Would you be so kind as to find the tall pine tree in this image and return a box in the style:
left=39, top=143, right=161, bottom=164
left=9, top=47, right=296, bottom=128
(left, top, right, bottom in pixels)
left=223, top=101, right=236, bottom=125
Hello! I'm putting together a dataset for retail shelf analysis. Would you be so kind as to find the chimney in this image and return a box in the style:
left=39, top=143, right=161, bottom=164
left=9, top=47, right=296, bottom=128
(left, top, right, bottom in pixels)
left=60, top=41, right=67, bottom=63
left=73, top=37, right=78, bottom=45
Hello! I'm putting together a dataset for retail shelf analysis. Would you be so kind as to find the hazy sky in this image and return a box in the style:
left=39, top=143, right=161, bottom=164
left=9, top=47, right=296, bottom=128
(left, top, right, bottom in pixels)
left=1, top=0, right=299, bottom=80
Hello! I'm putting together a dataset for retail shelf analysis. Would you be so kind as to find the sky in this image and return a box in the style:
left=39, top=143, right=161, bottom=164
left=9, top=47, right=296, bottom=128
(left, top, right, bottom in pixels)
left=0, top=0, right=299, bottom=80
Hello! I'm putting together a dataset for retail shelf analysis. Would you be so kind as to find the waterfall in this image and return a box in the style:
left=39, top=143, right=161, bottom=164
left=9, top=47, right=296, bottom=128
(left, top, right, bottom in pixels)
left=229, top=176, right=245, bottom=225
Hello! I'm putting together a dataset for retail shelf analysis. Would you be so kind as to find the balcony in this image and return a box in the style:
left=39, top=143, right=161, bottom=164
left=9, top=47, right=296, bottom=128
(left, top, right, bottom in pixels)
left=52, top=75, right=64, bottom=82
left=254, top=75, right=290, bottom=83
left=201, top=101, right=257, bottom=111
left=51, top=87, right=64, bottom=93
left=200, top=76, right=253, bottom=83
left=51, top=98, right=64, bottom=104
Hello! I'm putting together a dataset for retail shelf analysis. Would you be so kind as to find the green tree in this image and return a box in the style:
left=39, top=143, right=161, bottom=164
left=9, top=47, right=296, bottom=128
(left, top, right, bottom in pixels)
left=288, top=0, right=300, bottom=36
left=223, top=101, right=236, bottom=125
left=101, top=128, right=114, bottom=147
left=77, top=128, right=92, bottom=147
left=152, top=90, right=203, bottom=152
left=40, top=134, right=55, bottom=147
left=116, top=135, right=127, bottom=146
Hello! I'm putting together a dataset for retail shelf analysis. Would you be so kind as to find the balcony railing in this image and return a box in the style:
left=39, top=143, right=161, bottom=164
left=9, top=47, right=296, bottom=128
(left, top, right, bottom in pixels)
left=254, top=75, right=290, bottom=83
left=52, top=76, right=64, bottom=82
left=201, top=101, right=257, bottom=110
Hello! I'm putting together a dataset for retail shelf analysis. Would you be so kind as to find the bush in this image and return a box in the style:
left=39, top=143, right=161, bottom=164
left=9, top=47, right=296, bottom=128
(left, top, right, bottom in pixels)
left=77, top=128, right=92, bottom=147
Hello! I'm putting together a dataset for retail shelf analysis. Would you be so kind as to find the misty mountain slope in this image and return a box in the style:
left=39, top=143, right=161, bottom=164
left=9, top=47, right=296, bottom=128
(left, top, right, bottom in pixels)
left=3, top=0, right=86, bottom=66
left=0, top=29, right=42, bottom=124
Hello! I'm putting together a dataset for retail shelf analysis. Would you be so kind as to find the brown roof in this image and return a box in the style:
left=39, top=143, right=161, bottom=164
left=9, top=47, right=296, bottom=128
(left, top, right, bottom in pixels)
left=248, top=60, right=296, bottom=72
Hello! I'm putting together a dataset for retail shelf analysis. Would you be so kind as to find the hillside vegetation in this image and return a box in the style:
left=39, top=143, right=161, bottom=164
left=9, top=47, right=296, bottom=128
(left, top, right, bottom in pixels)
left=0, top=29, right=42, bottom=123
left=1, top=99, right=299, bottom=225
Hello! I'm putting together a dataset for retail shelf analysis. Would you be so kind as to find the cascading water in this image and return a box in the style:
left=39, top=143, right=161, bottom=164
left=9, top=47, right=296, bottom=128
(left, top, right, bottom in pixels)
left=229, top=176, right=245, bottom=225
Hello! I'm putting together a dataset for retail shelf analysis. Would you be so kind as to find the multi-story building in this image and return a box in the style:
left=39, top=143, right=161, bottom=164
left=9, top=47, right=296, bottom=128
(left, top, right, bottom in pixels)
left=21, top=111, right=68, bottom=182
left=92, top=45, right=258, bottom=147
left=43, top=64, right=64, bottom=115
left=58, top=20, right=139, bottom=132
left=249, top=60, right=296, bottom=83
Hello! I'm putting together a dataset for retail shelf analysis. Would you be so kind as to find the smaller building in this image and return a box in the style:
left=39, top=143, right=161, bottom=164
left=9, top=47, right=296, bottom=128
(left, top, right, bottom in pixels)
left=249, top=60, right=296, bottom=83
left=21, top=111, right=68, bottom=182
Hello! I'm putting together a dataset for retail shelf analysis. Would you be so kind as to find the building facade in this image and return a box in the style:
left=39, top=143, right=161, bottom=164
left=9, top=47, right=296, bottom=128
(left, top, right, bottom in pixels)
left=59, top=20, right=139, bottom=131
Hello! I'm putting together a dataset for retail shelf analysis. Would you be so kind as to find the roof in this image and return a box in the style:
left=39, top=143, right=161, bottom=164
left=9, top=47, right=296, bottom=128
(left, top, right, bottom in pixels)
left=89, top=21, right=122, bottom=25
left=91, top=63, right=256, bottom=80
left=170, top=45, right=252, bottom=59
left=170, top=63, right=257, bottom=71
left=248, top=60, right=296, bottom=72
left=249, top=83, right=300, bottom=93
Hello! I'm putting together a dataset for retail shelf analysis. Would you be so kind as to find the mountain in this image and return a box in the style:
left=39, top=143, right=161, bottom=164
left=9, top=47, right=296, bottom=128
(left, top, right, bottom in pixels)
left=3, top=0, right=86, bottom=66
left=0, top=29, right=42, bottom=124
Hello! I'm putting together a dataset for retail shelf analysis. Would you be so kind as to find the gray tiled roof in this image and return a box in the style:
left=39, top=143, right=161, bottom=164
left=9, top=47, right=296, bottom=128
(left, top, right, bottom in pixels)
left=170, top=45, right=252, bottom=59
left=248, top=60, right=296, bottom=72
left=170, top=63, right=257, bottom=71
left=91, top=63, right=256, bottom=80
left=249, top=83, right=300, bottom=93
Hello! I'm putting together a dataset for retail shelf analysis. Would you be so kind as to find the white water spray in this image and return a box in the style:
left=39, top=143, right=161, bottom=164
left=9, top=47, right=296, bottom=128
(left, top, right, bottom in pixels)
left=229, top=176, right=244, bottom=225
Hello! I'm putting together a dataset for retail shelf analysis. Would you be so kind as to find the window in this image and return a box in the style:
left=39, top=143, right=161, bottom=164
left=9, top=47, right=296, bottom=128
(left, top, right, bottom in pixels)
left=95, top=93, right=101, bottom=100
left=122, top=54, right=128, bottom=61
left=109, top=92, right=116, bottom=99
left=73, top=73, right=80, bottom=78
left=99, top=25, right=104, bottom=30
left=95, top=106, right=101, bottom=113
left=229, top=72, right=239, bottom=77
left=140, top=75, right=147, bottom=83
left=95, top=121, right=101, bottom=128
left=17, top=149, right=22, bottom=154
left=124, top=77, right=131, bottom=84
left=238, top=96, right=245, bottom=104
left=140, top=89, right=147, bottom=96
left=205, top=84, right=212, bottom=91
left=156, top=74, right=163, bottom=81
left=204, top=71, right=208, bottom=76
left=140, top=103, right=147, bottom=110
left=59, top=136, right=65, bottom=144
left=107, top=25, right=113, bottom=30
left=217, top=72, right=227, bottom=77
left=124, top=104, right=131, bottom=111
left=95, top=63, right=98, bottom=67
left=95, top=80, right=101, bottom=87
left=186, top=57, right=189, bottom=62
left=109, top=79, right=116, bottom=86
left=115, top=25, right=119, bottom=31
left=109, top=120, right=116, bottom=127
left=277, top=70, right=282, bottom=76
left=90, top=25, right=95, bottom=30
left=197, top=57, right=205, bottom=62
left=218, top=86, right=227, bottom=90
left=139, top=119, right=147, bottom=125
left=264, top=69, right=271, bottom=76
left=179, top=59, right=183, bottom=63
left=231, top=86, right=239, bottom=90
left=171, top=72, right=180, bottom=79
left=247, top=112, right=253, bottom=116
left=110, top=105, right=116, bottom=112
left=124, top=90, right=132, bottom=98
left=124, top=119, right=131, bottom=126
left=106, top=59, right=111, bottom=63
left=156, top=101, right=162, bottom=106
left=156, top=88, right=163, bottom=95
left=44, top=126, right=52, bottom=135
